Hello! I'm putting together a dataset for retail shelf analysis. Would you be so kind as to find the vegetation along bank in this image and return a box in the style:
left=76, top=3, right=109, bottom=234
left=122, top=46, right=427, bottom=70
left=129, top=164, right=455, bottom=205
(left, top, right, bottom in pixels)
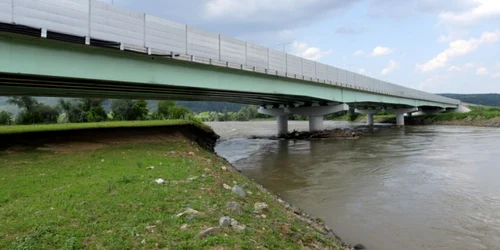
left=0, top=121, right=354, bottom=249
left=376, top=106, right=500, bottom=127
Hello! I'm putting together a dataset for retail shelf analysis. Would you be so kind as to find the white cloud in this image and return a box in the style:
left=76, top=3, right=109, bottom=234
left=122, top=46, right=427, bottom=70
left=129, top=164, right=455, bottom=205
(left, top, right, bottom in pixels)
left=439, top=0, right=500, bottom=26
left=381, top=60, right=398, bottom=75
left=476, top=67, right=489, bottom=75
left=359, top=68, right=366, bottom=74
left=371, top=46, right=394, bottom=56
left=464, top=62, right=477, bottom=69
left=448, top=66, right=461, bottom=71
left=491, top=72, right=500, bottom=78
left=292, top=41, right=332, bottom=61
left=437, top=31, right=469, bottom=43
left=416, top=31, right=500, bottom=73
left=353, top=50, right=364, bottom=56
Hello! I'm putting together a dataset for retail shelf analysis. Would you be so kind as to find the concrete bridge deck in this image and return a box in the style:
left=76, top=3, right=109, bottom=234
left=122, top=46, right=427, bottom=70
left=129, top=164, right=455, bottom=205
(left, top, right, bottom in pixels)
left=0, top=0, right=463, bottom=134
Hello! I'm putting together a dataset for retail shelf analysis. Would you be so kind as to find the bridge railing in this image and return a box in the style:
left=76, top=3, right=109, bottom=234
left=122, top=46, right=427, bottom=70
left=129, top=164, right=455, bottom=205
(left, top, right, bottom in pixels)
left=0, top=0, right=460, bottom=105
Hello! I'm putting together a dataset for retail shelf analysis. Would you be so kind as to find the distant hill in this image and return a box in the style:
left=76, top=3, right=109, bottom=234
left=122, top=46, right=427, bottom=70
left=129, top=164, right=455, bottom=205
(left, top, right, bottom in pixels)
left=439, top=93, right=500, bottom=107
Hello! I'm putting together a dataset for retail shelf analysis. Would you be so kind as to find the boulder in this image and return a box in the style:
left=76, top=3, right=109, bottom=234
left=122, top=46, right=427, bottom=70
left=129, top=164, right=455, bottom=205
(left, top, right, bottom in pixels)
left=219, top=216, right=232, bottom=227
left=232, top=186, right=246, bottom=197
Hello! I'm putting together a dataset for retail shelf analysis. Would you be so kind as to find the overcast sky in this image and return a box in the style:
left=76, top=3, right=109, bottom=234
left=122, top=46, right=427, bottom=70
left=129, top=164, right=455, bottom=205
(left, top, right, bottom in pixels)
left=111, top=0, right=500, bottom=94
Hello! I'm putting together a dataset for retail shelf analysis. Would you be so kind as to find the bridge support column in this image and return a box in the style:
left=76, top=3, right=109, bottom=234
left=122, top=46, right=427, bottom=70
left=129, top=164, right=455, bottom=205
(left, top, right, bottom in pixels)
left=355, top=108, right=380, bottom=126
left=367, top=114, right=374, bottom=126
left=287, top=104, right=349, bottom=132
left=277, top=115, right=288, bottom=136
left=396, top=113, right=405, bottom=126
left=309, top=116, right=324, bottom=132
left=385, top=107, right=418, bottom=126
left=258, top=107, right=290, bottom=136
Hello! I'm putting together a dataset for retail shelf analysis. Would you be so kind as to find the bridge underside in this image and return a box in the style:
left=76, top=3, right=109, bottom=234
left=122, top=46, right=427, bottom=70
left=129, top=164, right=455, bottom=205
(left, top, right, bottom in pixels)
left=0, top=72, right=331, bottom=107
left=0, top=33, right=458, bottom=110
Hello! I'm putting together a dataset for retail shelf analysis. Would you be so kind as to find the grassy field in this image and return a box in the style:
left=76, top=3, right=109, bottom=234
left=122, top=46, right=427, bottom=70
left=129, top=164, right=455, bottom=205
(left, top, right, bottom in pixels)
left=0, top=120, right=212, bottom=134
left=0, top=124, right=346, bottom=249
left=413, top=106, right=500, bottom=121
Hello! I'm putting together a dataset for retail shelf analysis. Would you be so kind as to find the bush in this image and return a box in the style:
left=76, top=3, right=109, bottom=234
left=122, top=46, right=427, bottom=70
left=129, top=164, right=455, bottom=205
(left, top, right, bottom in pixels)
left=0, top=111, right=12, bottom=125
left=86, top=106, right=107, bottom=122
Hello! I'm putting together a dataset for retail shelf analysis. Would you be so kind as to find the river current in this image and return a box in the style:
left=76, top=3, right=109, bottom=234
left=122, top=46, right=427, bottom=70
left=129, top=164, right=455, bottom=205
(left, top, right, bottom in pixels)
left=208, top=121, right=500, bottom=250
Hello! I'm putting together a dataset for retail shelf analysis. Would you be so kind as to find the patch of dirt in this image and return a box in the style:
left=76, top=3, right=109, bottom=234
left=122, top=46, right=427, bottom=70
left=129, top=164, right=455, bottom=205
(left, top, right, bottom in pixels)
left=0, top=125, right=219, bottom=154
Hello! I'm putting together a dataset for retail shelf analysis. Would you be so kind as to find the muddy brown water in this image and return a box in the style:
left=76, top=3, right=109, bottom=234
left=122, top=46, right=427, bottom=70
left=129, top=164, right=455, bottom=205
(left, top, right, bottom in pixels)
left=209, top=121, right=500, bottom=250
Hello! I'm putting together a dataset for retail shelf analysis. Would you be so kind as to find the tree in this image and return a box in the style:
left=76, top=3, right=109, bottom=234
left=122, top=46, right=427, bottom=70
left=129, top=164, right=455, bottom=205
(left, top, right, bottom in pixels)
left=111, top=99, right=149, bottom=121
left=168, top=105, right=191, bottom=119
left=86, top=105, right=107, bottom=122
left=348, top=107, right=360, bottom=121
left=132, top=100, right=149, bottom=120
left=157, top=101, right=176, bottom=118
left=58, top=98, right=107, bottom=123
left=0, top=111, right=12, bottom=125
left=111, top=99, right=134, bottom=121
left=7, top=97, right=38, bottom=112
left=59, top=99, right=84, bottom=122
left=8, top=97, right=59, bottom=124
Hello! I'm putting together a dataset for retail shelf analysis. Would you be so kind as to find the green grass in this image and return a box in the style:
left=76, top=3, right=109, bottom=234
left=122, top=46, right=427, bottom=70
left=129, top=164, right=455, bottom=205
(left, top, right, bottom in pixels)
left=0, top=138, right=345, bottom=249
left=0, top=119, right=211, bottom=135
left=409, top=106, right=500, bottom=122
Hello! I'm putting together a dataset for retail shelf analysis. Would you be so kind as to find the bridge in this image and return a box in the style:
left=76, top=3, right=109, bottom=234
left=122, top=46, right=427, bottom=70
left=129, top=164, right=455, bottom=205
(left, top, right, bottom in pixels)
left=0, top=0, right=463, bottom=135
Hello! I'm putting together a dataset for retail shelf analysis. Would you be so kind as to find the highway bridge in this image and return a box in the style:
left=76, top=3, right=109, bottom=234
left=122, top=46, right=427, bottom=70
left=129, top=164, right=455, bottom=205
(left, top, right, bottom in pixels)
left=0, top=0, right=464, bottom=135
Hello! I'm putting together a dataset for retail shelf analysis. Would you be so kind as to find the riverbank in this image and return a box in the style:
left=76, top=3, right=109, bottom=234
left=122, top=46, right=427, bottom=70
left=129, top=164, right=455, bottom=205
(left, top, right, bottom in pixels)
left=376, top=106, right=500, bottom=127
left=0, top=121, right=350, bottom=249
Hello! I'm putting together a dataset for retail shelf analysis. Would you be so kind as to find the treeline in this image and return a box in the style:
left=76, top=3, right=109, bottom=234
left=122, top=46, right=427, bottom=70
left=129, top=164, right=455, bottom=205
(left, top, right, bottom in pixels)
left=197, top=105, right=269, bottom=121
left=195, top=105, right=360, bottom=122
left=440, top=93, right=500, bottom=107
left=0, top=97, right=193, bottom=125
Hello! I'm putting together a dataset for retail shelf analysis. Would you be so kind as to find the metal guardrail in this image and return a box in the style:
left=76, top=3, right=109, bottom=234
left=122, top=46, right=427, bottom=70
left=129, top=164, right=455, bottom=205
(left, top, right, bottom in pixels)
left=0, top=0, right=460, bottom=105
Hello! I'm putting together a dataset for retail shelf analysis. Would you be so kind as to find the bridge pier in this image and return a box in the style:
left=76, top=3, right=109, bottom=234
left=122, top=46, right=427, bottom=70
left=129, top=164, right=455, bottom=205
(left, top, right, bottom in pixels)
left=385, top=107, right=418, bottom=126
left=258, top=107, right=290, bottom=136
left=309, top=116, right=324, bottom=132
left=412, top=108, right=446, bottom=116
left=355, top=108, right=380, bottom=126
left=276, top=115, right=289, bottom=136
left=287, top=104, right=349, bottom=132
left=396, top=113, right=405, bottom=126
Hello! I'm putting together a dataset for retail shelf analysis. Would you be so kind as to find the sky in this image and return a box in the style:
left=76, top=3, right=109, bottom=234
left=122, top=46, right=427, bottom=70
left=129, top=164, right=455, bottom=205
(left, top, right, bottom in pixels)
left=110, top=0, right=500, bottom=94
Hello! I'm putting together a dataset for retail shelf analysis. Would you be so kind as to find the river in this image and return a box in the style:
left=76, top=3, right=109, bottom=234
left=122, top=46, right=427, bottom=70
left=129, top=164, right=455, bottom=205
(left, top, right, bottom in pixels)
left=208, top=121, right=500, bottom=250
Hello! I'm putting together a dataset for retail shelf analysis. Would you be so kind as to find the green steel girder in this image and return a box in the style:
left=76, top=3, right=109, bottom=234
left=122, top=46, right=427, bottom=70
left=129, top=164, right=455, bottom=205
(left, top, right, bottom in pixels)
left=0, top=34, right=458, bottom=109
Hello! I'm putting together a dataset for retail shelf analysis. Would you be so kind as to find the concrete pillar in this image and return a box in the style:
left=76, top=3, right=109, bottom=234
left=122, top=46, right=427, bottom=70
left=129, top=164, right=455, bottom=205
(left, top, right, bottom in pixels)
left=277, top=115, right=288, bottom=136
left=258, top=107, right=290, bottom=136
left=309, top=116, right=324, bottom=132
left=367, top=113, right=374, bottom=126
left=355, top=108, right=379, bottom=127
left=384, top=107, right=418, bottom=126
left=396, top=113, right=405, bottom=126
left=286, top=104, right=349, bottom=132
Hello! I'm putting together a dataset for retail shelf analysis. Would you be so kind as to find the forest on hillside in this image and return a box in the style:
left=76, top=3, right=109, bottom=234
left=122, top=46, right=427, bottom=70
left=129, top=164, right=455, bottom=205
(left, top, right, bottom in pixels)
left=439, top=94, right=500, bottom=107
